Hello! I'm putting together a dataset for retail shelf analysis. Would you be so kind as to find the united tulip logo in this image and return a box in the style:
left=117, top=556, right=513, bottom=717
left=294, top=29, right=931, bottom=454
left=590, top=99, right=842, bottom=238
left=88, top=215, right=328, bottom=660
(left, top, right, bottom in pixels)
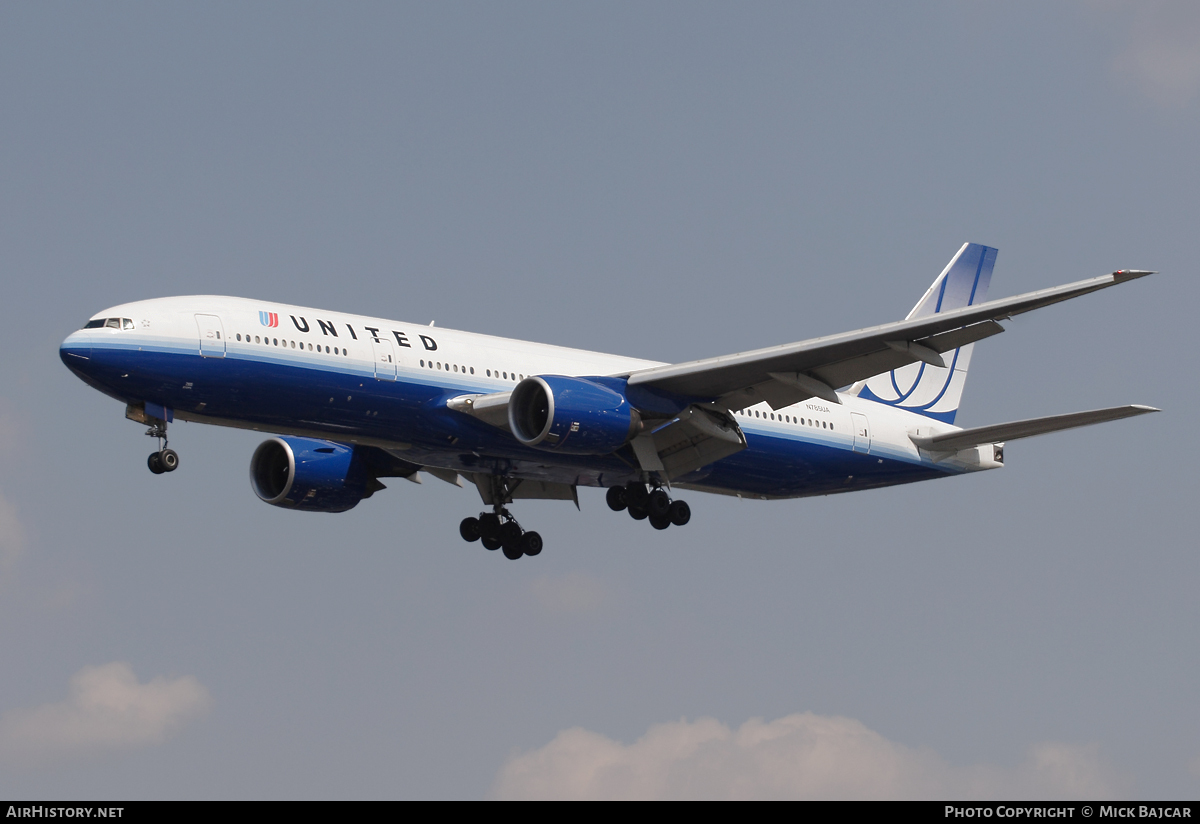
left=259, top=311, right=279, bottom=327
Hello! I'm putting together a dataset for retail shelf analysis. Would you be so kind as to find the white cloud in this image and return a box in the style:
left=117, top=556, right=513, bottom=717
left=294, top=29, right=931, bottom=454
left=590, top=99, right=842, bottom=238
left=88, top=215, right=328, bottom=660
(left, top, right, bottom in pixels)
left=0, top=492, right=26, bottom=582
left=527, top=571, right=609, bottom=614
left=0, top=663, right=211, bottom=764
left=491, top=712, right=1126, bottom=800
left=1109, top=1, right=1200, bottom=107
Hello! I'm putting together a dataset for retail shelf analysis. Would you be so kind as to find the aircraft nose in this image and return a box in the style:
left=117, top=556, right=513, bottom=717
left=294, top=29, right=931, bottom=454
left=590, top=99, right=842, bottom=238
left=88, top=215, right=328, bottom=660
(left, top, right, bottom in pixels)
left=59, top=331, right=92, bottom=369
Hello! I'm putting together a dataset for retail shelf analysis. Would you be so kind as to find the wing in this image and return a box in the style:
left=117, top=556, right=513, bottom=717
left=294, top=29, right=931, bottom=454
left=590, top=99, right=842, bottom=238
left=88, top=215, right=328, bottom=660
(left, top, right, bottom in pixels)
left=624, top=269, right=1155, bottom=411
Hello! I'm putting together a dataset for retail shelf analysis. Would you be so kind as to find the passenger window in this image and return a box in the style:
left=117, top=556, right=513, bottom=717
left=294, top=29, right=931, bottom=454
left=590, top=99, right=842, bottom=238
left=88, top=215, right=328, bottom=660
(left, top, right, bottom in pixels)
left=469, top=367, right=474, bottom=374
left=453, top=364, right=458, bottom=372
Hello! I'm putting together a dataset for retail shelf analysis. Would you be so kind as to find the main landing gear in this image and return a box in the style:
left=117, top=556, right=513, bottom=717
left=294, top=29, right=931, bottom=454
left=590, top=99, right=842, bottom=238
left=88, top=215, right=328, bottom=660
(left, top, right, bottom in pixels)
left=144, top=419, right=179, bottom=475
left=606, top=480, right=691, bottom=530
left=459, top=507, right=543, bottom=560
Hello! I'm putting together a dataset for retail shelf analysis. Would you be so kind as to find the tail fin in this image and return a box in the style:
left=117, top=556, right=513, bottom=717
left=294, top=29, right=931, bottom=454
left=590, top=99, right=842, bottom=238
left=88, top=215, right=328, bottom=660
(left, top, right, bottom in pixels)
left=854, top=242, right=998, bottom=424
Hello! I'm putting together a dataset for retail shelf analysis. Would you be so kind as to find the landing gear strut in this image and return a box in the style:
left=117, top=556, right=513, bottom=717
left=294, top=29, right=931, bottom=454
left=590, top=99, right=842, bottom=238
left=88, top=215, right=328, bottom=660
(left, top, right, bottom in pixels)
left=607, top=480, right=690, bottom=530
left=144, top=419, right=179, bottom=475
left=460, top=505, right=543, bottom=560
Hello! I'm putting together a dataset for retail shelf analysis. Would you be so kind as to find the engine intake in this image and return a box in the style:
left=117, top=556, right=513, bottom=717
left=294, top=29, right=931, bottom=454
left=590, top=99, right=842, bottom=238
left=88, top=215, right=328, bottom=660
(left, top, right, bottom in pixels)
left=250, top=437, right=372, bottom=513
left=509, top=376, right=640, bottom=454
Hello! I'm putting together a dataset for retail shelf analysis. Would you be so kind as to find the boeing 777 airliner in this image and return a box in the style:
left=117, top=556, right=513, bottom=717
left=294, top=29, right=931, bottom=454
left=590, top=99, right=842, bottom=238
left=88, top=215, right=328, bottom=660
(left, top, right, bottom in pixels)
left=60, top=244, right=1157, bottom=559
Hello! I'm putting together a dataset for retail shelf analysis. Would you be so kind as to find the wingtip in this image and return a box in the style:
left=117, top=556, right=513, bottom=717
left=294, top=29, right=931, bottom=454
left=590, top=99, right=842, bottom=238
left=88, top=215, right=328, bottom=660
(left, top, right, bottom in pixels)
left=1131, top=404, right=1161, bottom=413
left=1112, top=269, right=1156, bottom=283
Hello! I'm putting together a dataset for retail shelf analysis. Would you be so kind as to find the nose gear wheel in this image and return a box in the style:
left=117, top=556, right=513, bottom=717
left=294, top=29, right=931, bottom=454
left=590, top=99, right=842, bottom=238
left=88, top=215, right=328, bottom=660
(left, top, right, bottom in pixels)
left=143, top=419, right=179, bottom=474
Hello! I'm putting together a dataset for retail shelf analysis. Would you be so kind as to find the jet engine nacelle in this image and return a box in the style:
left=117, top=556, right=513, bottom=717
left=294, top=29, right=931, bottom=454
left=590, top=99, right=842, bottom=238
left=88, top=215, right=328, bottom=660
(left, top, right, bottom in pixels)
left=249, top=437, right=373, bottom=513
left=509, top=375, right=641, bottom=454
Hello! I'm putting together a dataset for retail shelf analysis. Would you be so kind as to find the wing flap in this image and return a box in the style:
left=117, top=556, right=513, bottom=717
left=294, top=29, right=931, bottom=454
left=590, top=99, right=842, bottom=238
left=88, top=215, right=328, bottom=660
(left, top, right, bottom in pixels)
left=642, top=405, right=748, bottom=480
left=471, top=474, right=579, bottom=506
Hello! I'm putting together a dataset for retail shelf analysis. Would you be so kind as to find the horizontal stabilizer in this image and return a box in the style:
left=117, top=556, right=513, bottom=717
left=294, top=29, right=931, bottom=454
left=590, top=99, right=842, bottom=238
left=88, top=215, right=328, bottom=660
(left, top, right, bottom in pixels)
left=910, top=404, right=1158, bottom=452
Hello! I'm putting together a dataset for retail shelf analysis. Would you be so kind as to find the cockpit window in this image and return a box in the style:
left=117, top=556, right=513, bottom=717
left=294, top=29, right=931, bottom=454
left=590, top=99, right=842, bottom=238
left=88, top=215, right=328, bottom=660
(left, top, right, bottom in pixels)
left=83, top=317, right=135, bottom=330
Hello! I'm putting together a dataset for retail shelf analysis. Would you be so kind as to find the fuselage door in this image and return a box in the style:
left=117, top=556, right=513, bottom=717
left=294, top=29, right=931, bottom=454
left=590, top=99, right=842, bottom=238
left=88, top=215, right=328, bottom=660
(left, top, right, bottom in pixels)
left=372, top=336, right=396, bottom=381
left=851, top=411, right=871, bottom=453
left=195, top=314, right=226, bottom=358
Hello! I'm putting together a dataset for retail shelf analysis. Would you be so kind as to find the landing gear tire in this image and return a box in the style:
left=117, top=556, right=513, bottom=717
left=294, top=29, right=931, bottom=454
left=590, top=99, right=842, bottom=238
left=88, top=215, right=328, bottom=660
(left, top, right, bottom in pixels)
left=459, top=517, right=481, bottom=542
left=625, top=481, right=649, bottom=509
left=499, top=521, right=523, bottom=548
left=647, top=488, right=671, bottom=518
left=520, top=531, right=543, bottom=556
left=482, top=536, right=503, bottom=551
left=669, top=500, right=691, bottom=526
left=502, top=541, right=524, bottom=560
left=160, top=448, right=179, bottom=472
left=147, top=452, right=165, bottom=474
left=649, top=513, right=671, bottom=530
left=606, top=486, right=627, bottom=512
left=478, top=513, right=501, bottom=542
left=628, top=504, right=648, bottom=521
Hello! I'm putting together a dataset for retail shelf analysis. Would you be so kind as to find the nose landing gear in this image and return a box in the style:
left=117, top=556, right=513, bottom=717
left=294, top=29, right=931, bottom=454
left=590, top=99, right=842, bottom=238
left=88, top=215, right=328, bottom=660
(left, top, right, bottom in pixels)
left=144, top=420, right=179, bottom=474
left=607, top=481, right=690, bottom=530
left=460, top=506, right=543, bottom=560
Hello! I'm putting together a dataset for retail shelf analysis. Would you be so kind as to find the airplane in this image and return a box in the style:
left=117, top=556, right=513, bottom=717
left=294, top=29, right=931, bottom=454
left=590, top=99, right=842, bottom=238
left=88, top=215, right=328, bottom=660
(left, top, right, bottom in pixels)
left=59, top=243, right=1158, bottom=560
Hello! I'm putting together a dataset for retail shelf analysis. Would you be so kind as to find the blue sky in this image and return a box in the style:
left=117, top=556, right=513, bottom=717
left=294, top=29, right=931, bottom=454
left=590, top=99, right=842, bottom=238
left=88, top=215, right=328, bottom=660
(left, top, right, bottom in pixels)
left=0, top=2, right=1197, bottom=798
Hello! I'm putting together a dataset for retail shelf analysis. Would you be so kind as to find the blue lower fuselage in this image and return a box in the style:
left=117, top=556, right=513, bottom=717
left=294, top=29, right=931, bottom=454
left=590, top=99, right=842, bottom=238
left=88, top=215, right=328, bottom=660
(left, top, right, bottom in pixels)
left=61, top=333, right=952, bottom=500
